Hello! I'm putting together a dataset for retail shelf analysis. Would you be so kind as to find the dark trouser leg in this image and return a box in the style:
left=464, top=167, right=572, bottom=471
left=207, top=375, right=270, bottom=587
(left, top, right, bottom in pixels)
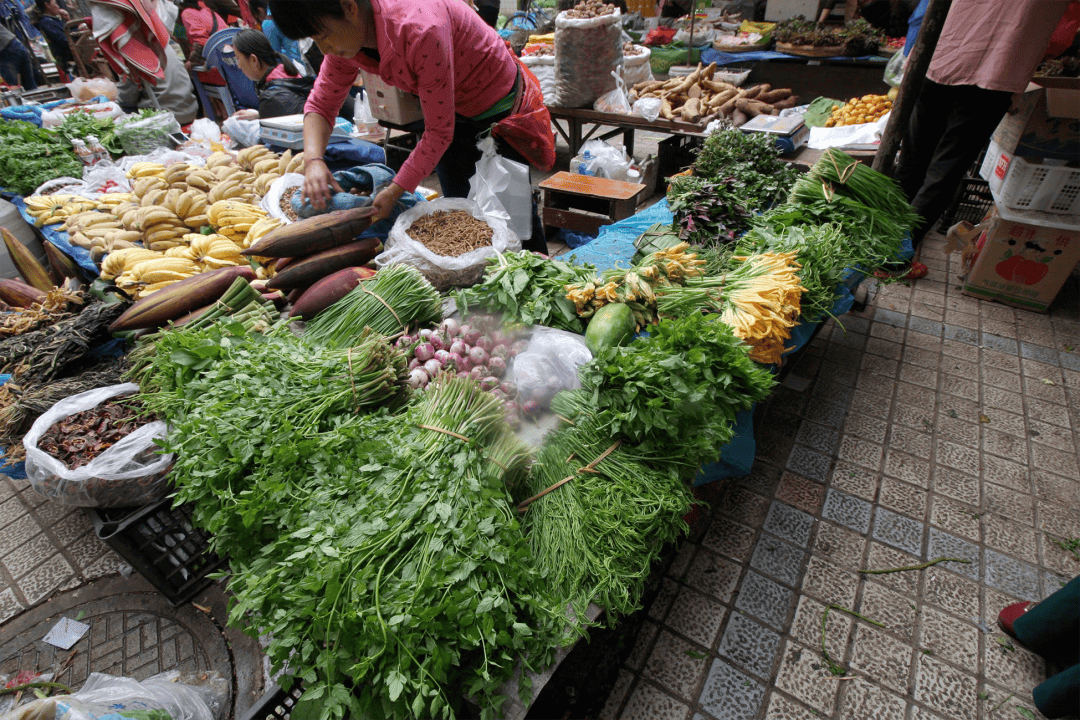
left=0, top=40, right=39, bottom=90
left=1033, top=664, right=1080, bottom=719
left=1014, top=576, right=1080, bottom=719
left=900, top=82, right=1012, bottom=249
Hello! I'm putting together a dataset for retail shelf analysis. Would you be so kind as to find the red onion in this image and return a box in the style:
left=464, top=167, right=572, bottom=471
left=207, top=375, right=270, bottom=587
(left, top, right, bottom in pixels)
left=510, top=340, right=529, bottom=357
left=449, top=339, right=467, bottom=356
left=457, top=370, right=470, bottom=379
left=463, top=327, right=481, bottom=346
left=435, top=349, right=452, bottom=365
left=480, top=376, right=500, bottom=392
left=414, top=342, right=435, bottom=363
left=522, top=399, right=541, bottom=417
left=469, top=367, right=484, bottom=381
left=487, top=356, right=506, bottom=377
left=407, top=368, right=428, bottom=389
left=430, top=334, right=446, bottom=352
left=504, top=400, right=519, bottom=415
left=468, top=346, right=488, bottom=366
left=418, top=328, right=433, bottom=340
left=408, top=358, right=421, bottom=370
left=458, top=323, right=472, bottom=339
left=424, top=359, right=442, bottom=377
left=439, top=318, right=460, bottom=337
left=491, top=345, right=509, bottom=360
left=449, top=352, right=466, bottom=370
left=476, top=335, right=494, bottom=353
left=396, top=334, right=414, bottom=348
left=499, top=382, right=517, bottom=397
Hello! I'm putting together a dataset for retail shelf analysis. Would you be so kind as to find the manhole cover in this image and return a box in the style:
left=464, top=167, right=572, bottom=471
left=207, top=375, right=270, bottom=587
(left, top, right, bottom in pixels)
left=0, top=579, right=248, bottom=717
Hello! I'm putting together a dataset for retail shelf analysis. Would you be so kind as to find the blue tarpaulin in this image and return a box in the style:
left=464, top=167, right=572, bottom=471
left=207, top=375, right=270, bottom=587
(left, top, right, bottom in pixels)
left=700, top=48, right=888, bottom=66
left=5, top=193, right=99, bottom=277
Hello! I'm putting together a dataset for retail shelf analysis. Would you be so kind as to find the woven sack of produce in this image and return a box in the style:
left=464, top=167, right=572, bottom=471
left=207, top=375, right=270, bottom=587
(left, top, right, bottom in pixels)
left=376, top=198, right=519, bottom=291
left=521, top=53, right=557, bottom=105
left=22, top=383, right=173, bottom=507
left=552, top=4, right=623, bottom=108
left=622, top=45, right=653, bottom=88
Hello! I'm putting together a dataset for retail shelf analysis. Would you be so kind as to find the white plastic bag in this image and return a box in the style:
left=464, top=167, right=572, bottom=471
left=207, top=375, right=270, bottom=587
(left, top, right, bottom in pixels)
left=81, top=165, right=132, bottom=195
left=0, top=672, right=226, bottom=720
left=188, top=118, right=221, bottom=144
left=574, top=139, right=632, bottom=181
left=594, top=71, right=632, bottom=114
left=352, top=90, right=380, bottom=135
left=674, top=26, right=716, bottom=45
left=377, top=198, right=520, bottom=291
left=552, top=9, right=623, bottom=108
left=520, top=54, right=557, bottom=106
left=261, top=173, right=304, bottom=223
left=32, top=177, right=93, bottom=199
left=222, top=116, right=261, bottom=148
left=468, top=136, right=532, bottom=245
left=884, top=50, right=906, bottom=88
left=23, top=383, right=173, bottom=507
left=632, top=97, right=662, bottom=121
left=808, top=112, right=890, bottom=150
left=509, top=326, right=592, bottom=409
left=622, top=45, right=653, bottom=87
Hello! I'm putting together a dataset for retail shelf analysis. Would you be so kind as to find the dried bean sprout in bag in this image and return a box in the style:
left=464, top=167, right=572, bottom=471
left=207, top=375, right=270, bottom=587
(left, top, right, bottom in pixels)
left=407, top=210, right=494, bottom=257
left=553, top=6, right=623, bottom=108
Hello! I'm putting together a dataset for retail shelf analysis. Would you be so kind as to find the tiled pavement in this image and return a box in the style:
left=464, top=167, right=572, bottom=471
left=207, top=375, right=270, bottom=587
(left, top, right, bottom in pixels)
left=601, top=231, right=1080, bottom=720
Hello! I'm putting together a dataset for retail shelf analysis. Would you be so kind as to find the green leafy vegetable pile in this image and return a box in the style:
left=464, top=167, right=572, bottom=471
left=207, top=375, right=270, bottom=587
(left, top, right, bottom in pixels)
left=54, top=111, right=123, bottom=157
left=0, top=120, right=83, bottom=195
left=455, top=250, right=597, bottom=333
left=667, top=129, right=800, bottom=248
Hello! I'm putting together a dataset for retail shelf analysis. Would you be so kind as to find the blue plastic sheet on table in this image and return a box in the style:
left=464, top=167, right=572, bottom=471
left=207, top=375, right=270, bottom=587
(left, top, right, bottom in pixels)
left=1, top=105, right=43, bottom=124
left=324, top=138, right=386, bottom=168
left=4, top=194, right=99, bottom=277
left=700, top=48, right=888, bottom=66
left=0, top=375, right=27, bottom=480
left=694, top=407, right=755, bottom=486
left=560, top=229, right=598, bottom=250
left=566, top=199, right=674, bottom=272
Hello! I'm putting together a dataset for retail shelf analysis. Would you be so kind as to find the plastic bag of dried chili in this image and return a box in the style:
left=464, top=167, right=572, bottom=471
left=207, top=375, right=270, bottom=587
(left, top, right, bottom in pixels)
left=22, top=383, right=173, bottom=507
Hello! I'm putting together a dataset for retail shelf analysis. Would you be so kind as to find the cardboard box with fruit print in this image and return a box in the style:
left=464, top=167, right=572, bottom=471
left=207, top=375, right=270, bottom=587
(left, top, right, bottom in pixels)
left=963, top=201, right=1080, bottom=312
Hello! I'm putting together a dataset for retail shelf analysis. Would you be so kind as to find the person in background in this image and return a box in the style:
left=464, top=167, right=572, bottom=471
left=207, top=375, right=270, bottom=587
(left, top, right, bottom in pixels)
left=229, top=28, right=355, bottom=119
left=248, top=0, right=305, bottom=73
left=818, top=0, right=916, bottom=36
left=473, top=0, right=500, bottom=28
left=997, top=577, right=1079, bottom=718
left=267, top=0, right=555, bottom=252
left=880, top=0, right=1073, bottom=280
left=0, top=24, right=38, bottom=89
left=116, top=41, right=199, bottom=123
left=33, top=0, right=74, bottom=78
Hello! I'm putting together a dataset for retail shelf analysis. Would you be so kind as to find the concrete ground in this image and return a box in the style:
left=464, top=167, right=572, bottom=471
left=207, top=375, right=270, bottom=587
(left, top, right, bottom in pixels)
left=2, top=127, right=1078, bottom=720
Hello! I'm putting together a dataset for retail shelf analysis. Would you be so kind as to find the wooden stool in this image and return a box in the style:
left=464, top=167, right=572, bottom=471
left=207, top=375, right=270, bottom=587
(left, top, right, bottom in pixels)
left=539, top=172, right=646, bottom=236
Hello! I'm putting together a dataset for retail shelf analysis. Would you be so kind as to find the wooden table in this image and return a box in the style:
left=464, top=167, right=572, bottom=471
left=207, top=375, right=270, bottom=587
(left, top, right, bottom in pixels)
left=547, top=106, right=713, bottom=156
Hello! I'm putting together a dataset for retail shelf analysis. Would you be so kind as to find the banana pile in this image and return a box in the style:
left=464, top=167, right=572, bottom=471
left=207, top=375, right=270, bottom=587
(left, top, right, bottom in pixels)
left=22, top=147, right=302, bottom=299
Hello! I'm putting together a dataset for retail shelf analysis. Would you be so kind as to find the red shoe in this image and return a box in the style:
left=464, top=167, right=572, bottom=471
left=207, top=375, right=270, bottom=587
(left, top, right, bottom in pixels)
left=998, top=601, right=1034, bottom=638
left=875, top=261, right=929, bottom=281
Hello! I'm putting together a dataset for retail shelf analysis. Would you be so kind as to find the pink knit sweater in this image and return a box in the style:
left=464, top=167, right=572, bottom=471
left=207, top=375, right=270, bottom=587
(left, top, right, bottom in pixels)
left=303, top=0, right=518, bottom=191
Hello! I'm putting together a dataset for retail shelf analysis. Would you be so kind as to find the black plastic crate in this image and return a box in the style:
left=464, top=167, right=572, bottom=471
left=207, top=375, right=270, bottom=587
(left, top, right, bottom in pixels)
left=657, top=134, right=702, bottom=179
left=383, top=131, right=421, bottom=172
left=240, top=680, right=304, bottom=720
left=938, top=177, right=994, bottom=231
left=85, top=499, right=228, bottom=606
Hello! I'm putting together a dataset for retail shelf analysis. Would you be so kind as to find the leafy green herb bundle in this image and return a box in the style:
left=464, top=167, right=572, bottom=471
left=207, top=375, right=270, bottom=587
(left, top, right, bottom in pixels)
left=54, top=111, right=123, bottom=157
left=454, top=250, right=597, bottom=333
left=222, top=378, right=558, bottom=720
left=735, top=223, right=851, bottom=321
left=807, top=148, right=918, bottom=226
left=304, top=263, right=443, bottom=347
left=574, top=312, right=775, bottom=473
left=774, top=15, right=842, bottom=46
left=0, top=120, right=83, bottom=195
left=516, top=412, right=692, bottom=631
left=692, top=128, right=801, bottom=187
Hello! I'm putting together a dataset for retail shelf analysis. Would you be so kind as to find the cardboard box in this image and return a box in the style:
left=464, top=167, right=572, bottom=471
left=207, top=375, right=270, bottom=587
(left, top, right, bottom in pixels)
left=962, top=201, right=1080, bottom=312
left=990, top=85, right=1080, bottom=161
left=359, top=71, right=423, bottom=126
left=1034, top=75, right=1080, bottom=119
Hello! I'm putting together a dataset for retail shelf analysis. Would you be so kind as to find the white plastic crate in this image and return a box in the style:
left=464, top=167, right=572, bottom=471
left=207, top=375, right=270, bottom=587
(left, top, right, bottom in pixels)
left=998, top=155, right=1080, bottom=215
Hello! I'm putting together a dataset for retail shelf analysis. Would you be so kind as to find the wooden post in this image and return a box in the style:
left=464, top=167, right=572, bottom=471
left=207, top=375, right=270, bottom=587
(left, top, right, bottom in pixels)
left=872, top=0, right=953, bottom=176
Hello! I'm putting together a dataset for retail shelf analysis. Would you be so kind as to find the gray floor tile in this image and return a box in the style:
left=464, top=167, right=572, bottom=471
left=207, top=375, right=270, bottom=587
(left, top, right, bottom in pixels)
left=984, top=549, right=1041, bottom=601
left=943, top=324, right=978, bottom=345
left=733, top=570, right=793, bottom=630
left=1020, top=342, right=1060, bottom=365
left=927, top=528, right=981, bottom=580
left=822, top=489, right=873, bottom=534
left=872, top=507, right=925, bottom=556
left=762, top=502, right=814, bottom=549
left=749, top=535, right=806, bottom=587
left=875, top=309, right=908, bottom=328
left=981, top=334, right=1019, bottom=355
left=908, top=316, right=943, bottom=337
left=786, top=445, right=831, bottom=483
left=698, top=659, right=767, bottom=720
left=717, top=613, right=782, bottom=680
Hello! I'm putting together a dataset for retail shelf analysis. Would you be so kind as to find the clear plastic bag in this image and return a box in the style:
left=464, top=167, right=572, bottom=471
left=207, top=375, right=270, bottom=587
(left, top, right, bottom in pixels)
left=114, top=111, right=182, bottom=156
left=0, top=671, right=227, bottom=720
left=222, top=116, right=261, bottom=148
left=884, top=50, right=905, bottom=88
left=622, top=45, right=653, bottom=87
left=468, top=136, right=532, bottom=245
left=509, top=326, right=592, bottom=409
left=552, top=9, right=624, bottom=108
left=82, top=165, right=133, bottom=196
left=632, top=97, right=662, bottom=121
left=594, top=71, right=632, bottom=115
left=572, top=139, right=632, bottom=181
left=23, top=384, right=173, bottom=508
left=188, top=118, right=222, bottom=144
left=376, top=198, right=520, bottom=291
left=66, top=77, right=119, bottom=102
left=261, top=173, right=304, bottom=223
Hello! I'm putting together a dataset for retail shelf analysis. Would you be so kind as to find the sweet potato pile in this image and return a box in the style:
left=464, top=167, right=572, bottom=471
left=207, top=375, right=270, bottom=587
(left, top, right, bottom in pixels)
left=628, top=62, right=799, bottom=126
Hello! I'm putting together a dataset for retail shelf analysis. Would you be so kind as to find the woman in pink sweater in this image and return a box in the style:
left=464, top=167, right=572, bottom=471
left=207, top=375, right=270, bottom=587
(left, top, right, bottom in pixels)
left=267, top=0, right=554, bottom=248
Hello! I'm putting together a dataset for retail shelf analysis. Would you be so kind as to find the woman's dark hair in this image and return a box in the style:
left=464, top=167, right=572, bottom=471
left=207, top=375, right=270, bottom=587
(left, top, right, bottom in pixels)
left=265, top=0, right=344, bottom=40
left=234, top=28, right=300, bottom=76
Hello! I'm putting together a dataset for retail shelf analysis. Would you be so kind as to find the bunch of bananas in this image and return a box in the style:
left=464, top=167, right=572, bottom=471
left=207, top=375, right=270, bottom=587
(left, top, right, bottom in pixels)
left=127, top=162, right=167, bottom=179
left=23, top=194, right=99, bottom=227
left=242, top=216, right=283, bottom=249
left=167, top=234, right=244, bottom=270
left=100, top=247, right=163, bottom=281
left=208, top=200, right=268, bottom=245
left=116, top=256, right=201, bottom=299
